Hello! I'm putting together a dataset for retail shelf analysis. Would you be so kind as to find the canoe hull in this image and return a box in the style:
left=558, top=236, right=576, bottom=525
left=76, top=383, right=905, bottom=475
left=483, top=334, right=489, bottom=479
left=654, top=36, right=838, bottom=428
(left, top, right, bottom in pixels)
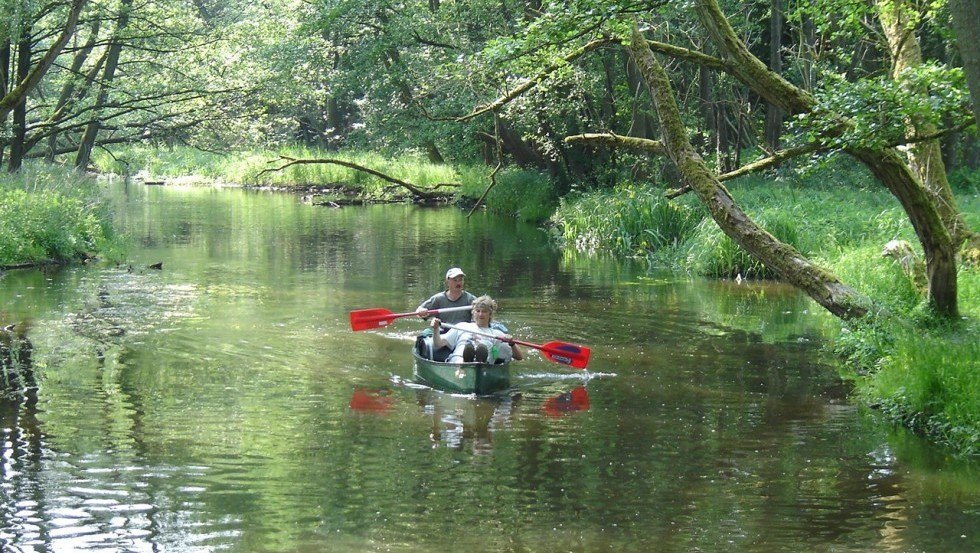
left=412, top=349, right=511, bottom=395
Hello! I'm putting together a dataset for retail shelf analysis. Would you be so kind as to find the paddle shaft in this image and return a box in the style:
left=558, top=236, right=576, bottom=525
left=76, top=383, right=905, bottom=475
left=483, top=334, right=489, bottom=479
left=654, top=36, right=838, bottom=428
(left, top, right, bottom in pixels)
left=350, top=304, right=472, bottom=330
left=437, top=322, right=590, bottom=369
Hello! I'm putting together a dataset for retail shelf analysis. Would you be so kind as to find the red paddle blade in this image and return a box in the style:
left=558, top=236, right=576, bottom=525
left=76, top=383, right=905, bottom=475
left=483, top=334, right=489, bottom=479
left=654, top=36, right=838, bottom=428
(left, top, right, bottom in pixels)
left=349, top=308, right=396, bottom=331
left=539, top=341, right=591, bottom=369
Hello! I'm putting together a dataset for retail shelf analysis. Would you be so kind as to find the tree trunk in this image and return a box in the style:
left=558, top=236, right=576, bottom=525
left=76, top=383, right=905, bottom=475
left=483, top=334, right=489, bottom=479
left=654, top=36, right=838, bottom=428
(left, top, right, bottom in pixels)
left=46, top=17, right=102, bottom=160
left=76, top=0, right=133, bottom=169
left=626, top=55, right=655, bottom=139
left=878, top=0, right=974, bottom=250
left=494, top=117, right=546, bottom=168
left=695, top=0, right=959, bottom=318
left=627, top=20, right=869, bottom=320
left=8, top=26, right=32, bottom=172
left=949, top=0, right=980, bottom=126
left=425, top=140, right=445, bottom=164
left=1, top=37, right=10, bottom=169
left=764, top=0, right=784, bottom=151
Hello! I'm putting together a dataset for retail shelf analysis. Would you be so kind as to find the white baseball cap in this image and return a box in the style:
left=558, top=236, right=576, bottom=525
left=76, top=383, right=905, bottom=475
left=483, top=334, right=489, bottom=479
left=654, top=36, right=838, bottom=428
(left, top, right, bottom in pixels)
left=445, top=267, right=465, bottom=279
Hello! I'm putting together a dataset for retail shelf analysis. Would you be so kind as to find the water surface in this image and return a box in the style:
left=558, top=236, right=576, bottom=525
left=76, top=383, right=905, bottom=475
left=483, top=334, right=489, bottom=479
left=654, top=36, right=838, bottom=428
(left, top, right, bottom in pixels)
left=1, top=181, right=976, bottom=552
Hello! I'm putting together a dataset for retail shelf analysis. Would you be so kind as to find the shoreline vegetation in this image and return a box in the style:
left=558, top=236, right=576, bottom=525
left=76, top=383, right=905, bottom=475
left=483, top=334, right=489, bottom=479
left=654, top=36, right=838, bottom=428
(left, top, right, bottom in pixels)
left=2, top=149, right=978, bottom=457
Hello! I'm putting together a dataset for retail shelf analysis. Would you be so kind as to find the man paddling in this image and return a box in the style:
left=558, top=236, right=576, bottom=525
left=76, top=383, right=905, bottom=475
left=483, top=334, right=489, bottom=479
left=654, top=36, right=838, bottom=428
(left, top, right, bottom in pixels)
left=415, top=267, right=476, bottom=325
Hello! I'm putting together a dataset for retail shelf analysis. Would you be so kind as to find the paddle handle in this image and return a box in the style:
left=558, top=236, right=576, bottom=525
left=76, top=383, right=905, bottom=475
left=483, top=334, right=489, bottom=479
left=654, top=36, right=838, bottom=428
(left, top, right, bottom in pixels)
left=350, top=304, right=473, bottom=331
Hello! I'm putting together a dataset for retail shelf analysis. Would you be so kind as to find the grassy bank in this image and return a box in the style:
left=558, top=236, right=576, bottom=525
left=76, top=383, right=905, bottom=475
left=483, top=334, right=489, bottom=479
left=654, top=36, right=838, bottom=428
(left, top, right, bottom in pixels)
left=0, top=164, right=119, bottom=268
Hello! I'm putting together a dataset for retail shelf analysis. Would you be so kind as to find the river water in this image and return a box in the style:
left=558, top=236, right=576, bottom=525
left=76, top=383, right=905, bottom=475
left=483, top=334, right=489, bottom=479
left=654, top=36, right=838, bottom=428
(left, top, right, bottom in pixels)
left=1, top=180, right=977, bottom=552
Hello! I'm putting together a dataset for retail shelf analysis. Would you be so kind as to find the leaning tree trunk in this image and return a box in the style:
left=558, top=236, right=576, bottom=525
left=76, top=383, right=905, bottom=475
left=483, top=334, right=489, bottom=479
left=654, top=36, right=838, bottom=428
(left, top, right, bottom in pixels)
left=627, top=21, right=869, bottom=320
left=76, top=0, right=132, bottom=169
left=46, top=17, right=102, bottom=160
left=695, top=0, right=959, bottom=318
left=0, top=0, right=89, bottom=120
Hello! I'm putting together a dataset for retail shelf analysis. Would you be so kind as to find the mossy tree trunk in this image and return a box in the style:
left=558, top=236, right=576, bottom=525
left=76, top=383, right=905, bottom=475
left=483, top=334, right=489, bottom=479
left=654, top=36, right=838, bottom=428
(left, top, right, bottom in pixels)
left=627, top=21, right=870, bottom=320
left=694, top=0, right=959, bottom=318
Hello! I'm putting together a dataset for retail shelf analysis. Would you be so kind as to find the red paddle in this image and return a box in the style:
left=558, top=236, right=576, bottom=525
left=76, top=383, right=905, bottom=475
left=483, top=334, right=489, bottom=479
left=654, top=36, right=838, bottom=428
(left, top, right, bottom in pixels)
left=439, top=322, right=591, bottom=369
left=349, top=305, right=472, bottom=331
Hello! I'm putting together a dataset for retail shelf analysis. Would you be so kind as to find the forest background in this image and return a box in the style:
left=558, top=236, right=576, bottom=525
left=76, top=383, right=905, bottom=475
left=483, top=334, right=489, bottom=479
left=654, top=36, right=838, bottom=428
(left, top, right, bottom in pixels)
left=1, top=0, right=978, bottom=455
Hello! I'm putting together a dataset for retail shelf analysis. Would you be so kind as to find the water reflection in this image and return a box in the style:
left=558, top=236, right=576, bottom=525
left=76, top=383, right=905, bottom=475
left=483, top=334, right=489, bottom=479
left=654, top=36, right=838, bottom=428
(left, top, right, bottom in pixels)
left=542, top=386, right=591, bottom=416
left=0, top=320, right=44, bottom=549
left=1, top=318, right=36, bottom=398
left=0, top=185, right=975, bottom=552
left=348, top=387, right=394, bottom=413
left=414, top=389, right=517, bottom=455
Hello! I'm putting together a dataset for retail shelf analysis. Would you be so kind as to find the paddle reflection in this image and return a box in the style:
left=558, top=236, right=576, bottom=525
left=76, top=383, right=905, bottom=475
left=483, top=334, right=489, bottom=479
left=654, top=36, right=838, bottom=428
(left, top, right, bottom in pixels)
left=348, top=387, right=395, bottom=413
left=415, top=389, right=518, bottom=455
left=542, top=386, right=590, bottom=416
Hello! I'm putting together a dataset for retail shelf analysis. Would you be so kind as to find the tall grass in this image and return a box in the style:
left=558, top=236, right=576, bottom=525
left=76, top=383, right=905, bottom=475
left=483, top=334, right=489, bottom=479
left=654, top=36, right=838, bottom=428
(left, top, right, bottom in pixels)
left=457, top=166, right=556, bottom=222
left=0, top=163, right=119, bottom=266
left=858, top=327, right=980, bottom=456
left=552, top=184, right=703, bottom=257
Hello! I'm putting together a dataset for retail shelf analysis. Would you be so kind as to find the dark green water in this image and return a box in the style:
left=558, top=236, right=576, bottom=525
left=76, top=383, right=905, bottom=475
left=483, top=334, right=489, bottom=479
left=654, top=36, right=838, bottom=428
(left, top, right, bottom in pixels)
left=1, top=180, right=977, bottom=552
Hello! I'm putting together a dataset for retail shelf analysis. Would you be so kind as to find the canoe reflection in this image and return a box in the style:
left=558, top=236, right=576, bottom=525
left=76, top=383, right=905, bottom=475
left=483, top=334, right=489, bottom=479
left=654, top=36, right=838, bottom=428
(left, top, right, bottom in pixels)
left=415, top=389, right=517, bottom=454
left=542, top=386, right=590, bottom=416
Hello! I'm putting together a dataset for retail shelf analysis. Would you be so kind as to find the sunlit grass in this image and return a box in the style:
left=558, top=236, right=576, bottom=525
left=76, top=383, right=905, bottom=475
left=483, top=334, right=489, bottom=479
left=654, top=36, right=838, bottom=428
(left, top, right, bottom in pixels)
left=552, top=184, right=702, bottom=258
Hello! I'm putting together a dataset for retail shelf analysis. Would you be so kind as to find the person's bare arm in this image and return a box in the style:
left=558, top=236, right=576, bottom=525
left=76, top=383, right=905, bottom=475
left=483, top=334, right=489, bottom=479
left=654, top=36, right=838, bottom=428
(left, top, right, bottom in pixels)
left=431, top=318, right=447, bottom=349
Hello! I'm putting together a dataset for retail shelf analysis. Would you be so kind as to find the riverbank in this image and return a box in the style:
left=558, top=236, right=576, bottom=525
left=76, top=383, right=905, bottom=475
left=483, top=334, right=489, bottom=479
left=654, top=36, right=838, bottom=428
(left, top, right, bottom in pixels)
left=550, top=158, right=980, bottom=456
left=0, top=164, right=120, bottom=270
left=90, top=145, right=557, bottom=222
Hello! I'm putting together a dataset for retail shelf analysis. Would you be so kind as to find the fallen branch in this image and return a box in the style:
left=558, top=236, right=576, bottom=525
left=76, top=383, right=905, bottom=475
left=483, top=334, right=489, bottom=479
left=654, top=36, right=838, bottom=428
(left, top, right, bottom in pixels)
left=256, top=156, right=459, bottom=201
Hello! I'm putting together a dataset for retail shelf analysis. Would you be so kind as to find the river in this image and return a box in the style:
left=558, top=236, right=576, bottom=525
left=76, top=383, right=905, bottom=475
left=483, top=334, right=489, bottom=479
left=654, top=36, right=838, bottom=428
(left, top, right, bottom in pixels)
left=0, top=179, right=977, bottom=552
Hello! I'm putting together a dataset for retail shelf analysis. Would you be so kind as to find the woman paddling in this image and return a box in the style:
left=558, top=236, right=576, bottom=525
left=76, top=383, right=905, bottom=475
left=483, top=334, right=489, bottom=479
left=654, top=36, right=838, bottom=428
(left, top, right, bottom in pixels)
left=430, top=295, right=524, bottom=364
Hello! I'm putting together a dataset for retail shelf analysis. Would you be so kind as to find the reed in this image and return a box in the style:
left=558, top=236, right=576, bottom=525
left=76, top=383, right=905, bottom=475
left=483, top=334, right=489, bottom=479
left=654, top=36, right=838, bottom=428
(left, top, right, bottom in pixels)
left=457, top=166, right=556, bottom=222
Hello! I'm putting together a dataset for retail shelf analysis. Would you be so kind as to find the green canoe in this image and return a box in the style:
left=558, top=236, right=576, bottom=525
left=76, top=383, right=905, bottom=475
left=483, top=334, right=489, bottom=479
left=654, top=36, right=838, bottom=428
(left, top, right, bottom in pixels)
left=412, top=348, right=511, bottom=395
